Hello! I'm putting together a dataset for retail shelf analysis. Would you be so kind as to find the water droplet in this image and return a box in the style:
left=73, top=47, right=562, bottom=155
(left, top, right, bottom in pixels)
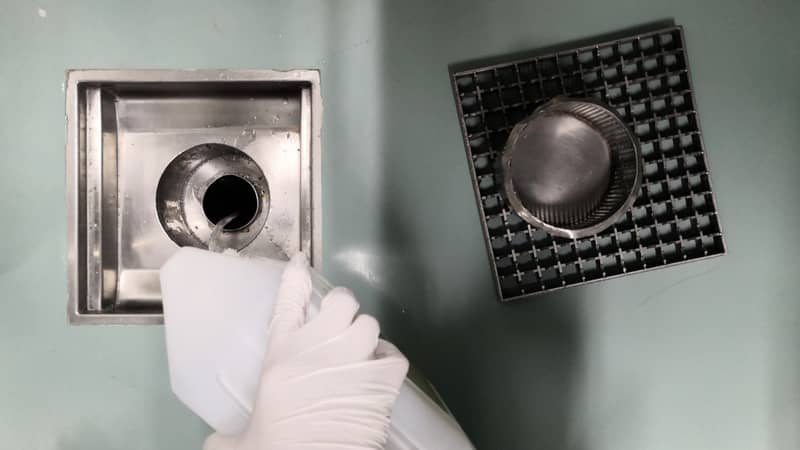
left=283, top=97, right=289, bottom=104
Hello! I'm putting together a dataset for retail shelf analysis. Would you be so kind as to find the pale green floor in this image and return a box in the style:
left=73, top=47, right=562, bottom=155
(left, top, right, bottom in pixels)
left=1, top=1, right=799, bottom=449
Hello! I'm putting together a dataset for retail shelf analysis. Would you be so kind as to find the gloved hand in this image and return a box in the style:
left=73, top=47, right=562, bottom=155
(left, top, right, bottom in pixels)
left=204, top=255, right=409, bottom=450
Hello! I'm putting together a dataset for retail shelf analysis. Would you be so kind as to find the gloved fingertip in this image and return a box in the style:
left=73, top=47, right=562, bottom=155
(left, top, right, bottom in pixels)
left=374, top=338, right=400, bottom=357
left=375, top=339, right=410, bottom=366
left=279, top=253, right=312, bottom=297
left=352, top=314, right=380, bottom=342
left=327, top=285, right=354, bottom=298
left=321, top=287, right=359, bottom=312
left=284, top=253, right=311, bottom=279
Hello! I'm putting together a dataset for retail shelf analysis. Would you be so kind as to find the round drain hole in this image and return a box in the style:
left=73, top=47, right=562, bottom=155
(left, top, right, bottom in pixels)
left=156, top=142, right=269, bottom=250
left=202, top=175, right=260, bottom=231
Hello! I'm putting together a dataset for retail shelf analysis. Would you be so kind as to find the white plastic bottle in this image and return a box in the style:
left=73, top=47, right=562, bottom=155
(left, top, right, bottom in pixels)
left=161, top=247, right=474, bottom=450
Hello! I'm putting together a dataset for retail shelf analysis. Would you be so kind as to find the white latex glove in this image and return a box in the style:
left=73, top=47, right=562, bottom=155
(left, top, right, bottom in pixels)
left=204, top=255, right=409, bottom=450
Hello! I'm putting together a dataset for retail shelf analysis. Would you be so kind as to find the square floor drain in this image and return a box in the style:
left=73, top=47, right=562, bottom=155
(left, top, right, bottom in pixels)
left=450, top=25, right=725, bottom=301
left=66, top=70, right=322, bottom=324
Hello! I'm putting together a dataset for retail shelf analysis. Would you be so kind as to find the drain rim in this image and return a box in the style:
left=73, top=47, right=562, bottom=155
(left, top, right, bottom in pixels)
left=156, top=143, right=270, bottom=250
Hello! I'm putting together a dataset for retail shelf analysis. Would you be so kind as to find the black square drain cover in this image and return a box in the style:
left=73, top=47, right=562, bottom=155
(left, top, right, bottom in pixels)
left=450, top=25, right=725, bottom=301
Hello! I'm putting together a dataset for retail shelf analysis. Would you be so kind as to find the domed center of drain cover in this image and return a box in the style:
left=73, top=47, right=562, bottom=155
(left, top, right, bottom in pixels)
left=510, top=114, right=611, bottom=220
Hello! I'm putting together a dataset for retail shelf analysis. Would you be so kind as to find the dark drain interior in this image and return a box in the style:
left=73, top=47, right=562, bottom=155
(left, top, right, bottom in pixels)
left=202, top=175, right=259, bottom=231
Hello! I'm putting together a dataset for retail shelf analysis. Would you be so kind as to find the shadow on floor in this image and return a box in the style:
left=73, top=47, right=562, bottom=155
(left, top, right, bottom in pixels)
left=373, top=3, right=592, bottom=449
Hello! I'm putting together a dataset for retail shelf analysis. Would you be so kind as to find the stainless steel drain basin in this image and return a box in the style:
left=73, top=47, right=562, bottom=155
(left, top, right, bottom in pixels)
left=66, top=70, right=322, bottom=324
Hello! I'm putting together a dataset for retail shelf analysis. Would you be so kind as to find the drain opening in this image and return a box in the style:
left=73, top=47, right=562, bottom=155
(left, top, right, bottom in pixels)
left=202, top=175, right=259, bottom=231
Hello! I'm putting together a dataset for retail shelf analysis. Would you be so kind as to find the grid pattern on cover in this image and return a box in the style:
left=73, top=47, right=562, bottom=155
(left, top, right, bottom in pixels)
left=450, top=25, right=725, bottom=301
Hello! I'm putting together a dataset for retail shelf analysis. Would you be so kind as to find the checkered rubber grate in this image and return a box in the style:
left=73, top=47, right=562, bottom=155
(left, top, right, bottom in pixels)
left=450, top=25, right=725, bottom=301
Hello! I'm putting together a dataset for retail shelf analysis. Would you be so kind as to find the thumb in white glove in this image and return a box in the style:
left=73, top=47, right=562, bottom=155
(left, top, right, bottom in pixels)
left=205, top=254, right=409, bottom=450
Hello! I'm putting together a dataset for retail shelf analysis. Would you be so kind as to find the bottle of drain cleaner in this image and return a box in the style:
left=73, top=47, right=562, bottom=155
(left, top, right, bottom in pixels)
left=160, top=247, right=474, bottom=450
